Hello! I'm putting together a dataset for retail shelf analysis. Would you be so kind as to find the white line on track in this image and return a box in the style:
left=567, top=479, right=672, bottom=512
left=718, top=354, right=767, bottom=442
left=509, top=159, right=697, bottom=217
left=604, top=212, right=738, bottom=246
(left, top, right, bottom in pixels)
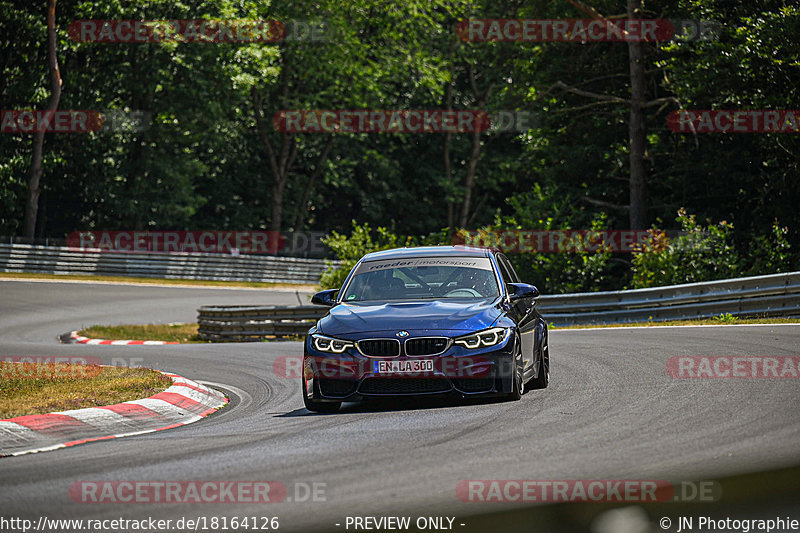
left=556, top=323, right=800, bottom=332
left=0, top=277, right=314, bottom=292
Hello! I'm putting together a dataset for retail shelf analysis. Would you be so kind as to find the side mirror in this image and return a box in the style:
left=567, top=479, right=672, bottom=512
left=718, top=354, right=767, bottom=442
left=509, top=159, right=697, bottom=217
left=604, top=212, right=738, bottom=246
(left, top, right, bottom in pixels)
left=507, top=283, right=539, bottom=302
left=311, top=289, right=338, bottom=306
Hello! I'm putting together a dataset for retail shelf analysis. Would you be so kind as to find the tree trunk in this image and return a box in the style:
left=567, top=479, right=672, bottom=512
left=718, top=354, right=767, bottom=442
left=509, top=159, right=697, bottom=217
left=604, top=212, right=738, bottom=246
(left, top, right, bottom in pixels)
left=443, top=50, right=455, bottom=232
left=24, top=0, right=61, bottom=238
left=271, top=184, right=285, bottom=233
left=292, top=135, right=334, bottom=230
left=458, top=66, right=492, bottom=229
left=443, top=131, right=454, bottom=231
left=252, top=86, right=297, bottom=234
left=627, top=0, right=648, bottom=230
left=458, top=126, right=482, bottom=228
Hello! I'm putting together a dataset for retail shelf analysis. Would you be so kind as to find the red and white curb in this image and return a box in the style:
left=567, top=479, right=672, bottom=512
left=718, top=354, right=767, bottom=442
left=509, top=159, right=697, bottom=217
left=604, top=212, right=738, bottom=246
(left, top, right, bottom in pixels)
left=0, top=371, right=227, bottom=457
left=64, top=330, right=179, bottom=345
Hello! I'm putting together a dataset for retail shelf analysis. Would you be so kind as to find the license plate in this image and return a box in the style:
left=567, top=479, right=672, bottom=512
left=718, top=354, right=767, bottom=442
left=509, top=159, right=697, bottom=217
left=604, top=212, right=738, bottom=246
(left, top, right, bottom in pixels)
left=373, top=359, right=434, bottom=374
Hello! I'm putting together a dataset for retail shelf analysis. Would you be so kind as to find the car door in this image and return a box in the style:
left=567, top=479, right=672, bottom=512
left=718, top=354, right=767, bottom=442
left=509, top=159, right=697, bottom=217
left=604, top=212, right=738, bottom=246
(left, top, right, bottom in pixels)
left=496, top=253, right=537, bottom=371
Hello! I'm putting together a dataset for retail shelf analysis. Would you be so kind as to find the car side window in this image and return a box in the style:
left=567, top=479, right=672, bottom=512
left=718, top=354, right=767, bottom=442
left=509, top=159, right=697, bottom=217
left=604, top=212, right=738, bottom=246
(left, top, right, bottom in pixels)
left=507, top=258, right=522, bottom=283
left=497, top=254, right=520, bottom=283
left=497, top=262, right=512, bottom=285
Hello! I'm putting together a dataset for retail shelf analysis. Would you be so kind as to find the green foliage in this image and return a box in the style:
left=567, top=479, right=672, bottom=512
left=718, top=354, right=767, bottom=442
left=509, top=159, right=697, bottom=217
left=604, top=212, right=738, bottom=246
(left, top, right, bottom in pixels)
left=631, top=209, right=742, bottom=288
left=745, top=220, right=793, bottom=276
left=318, top=221, right=412, bottom=290
left=495, top=210, right=622, bottom=295
left=1, top=0, right=798, bottom=295
left=713, top=313, right=739, bottom=324
left=655, top=2, right=800, bottom=244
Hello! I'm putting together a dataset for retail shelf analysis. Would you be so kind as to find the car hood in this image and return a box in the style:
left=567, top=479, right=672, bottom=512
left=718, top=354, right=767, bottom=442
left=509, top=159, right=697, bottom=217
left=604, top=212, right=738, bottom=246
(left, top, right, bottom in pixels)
left=318, top=298, right=503, bottom=336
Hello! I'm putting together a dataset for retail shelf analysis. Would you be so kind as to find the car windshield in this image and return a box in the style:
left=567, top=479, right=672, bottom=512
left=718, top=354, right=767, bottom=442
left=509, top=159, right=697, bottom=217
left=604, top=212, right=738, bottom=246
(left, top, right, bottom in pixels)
left=342, top=256, right=500, bottom=302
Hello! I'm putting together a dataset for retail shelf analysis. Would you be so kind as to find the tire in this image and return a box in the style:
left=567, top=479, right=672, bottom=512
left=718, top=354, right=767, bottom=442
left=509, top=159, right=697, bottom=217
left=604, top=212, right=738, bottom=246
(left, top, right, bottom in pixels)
left=529, top=330, right=550, bottom=390
left=302, top=380, right=341, bottom=413
left=505, top=343, right=524, bottom=401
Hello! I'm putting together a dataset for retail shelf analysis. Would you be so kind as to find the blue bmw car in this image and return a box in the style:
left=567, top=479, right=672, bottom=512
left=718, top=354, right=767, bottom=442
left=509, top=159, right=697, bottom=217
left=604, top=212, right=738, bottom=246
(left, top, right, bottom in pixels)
left=302, top=246, right=549, bottom=413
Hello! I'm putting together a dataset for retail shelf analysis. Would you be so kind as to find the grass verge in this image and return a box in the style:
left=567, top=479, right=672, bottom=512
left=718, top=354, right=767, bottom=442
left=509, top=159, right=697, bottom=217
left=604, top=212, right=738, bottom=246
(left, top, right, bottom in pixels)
left=553, top=316, right=800, bottom=329
left=78, top=323, right=300, bottom=343
left=0, top=271, right=315, bottom=291
left=0, top=362, right=173, bottom=418
left=80, top=323, right=204, bottom=343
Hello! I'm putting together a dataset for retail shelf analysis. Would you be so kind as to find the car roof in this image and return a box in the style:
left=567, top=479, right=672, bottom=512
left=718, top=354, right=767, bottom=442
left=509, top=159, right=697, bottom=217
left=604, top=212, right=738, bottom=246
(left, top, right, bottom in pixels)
left=361, top=246, right=494, bottom=261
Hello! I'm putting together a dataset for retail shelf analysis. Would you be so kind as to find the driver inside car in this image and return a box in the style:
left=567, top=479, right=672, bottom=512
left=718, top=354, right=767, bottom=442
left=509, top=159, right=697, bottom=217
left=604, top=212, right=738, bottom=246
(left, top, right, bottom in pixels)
left=455, top=268, right=495, bottom=297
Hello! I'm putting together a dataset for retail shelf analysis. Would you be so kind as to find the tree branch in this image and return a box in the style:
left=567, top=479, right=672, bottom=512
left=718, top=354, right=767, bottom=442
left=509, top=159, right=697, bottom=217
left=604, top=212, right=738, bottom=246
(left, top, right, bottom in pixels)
left=643, top=96, right=680, bottom=108
left=582, top=196, right=630, bottom=210
left=551, top=100, right=626, bottom=113
left=564, top=0, right=632, bottom=38
left=550, top=81, right=629, bottom=104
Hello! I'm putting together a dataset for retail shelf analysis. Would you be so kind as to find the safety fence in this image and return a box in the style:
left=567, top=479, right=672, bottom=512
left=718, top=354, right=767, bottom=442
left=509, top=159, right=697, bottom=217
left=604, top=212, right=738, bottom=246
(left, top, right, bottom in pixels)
left=0, top=243, right=330, bottom=285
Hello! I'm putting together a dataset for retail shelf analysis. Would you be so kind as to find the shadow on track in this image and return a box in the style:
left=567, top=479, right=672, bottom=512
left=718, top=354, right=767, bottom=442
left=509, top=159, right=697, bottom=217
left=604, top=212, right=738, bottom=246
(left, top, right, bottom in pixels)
left=275, top=395, right=519, bottom=417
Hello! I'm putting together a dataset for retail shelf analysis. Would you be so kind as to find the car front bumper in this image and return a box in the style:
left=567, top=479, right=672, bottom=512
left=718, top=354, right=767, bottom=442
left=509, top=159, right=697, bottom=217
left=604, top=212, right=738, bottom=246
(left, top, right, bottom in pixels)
left=303, top=333, right=518, bottom=402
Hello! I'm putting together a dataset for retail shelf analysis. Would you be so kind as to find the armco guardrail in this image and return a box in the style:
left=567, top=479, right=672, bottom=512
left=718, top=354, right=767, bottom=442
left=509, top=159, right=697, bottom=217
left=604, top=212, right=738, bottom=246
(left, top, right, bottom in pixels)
left=0, top=243, right=330, bottom=284
left=196, top=272, right=800, bottom=341
left=197, top=305, right=321, bottom=341
left=538, top=271, right=800, bottom=325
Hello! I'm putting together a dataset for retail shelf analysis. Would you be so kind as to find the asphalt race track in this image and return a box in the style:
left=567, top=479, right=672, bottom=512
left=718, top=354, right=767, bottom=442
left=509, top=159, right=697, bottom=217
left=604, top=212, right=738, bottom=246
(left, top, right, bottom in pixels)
left=1, top=279, right=799, bottom=532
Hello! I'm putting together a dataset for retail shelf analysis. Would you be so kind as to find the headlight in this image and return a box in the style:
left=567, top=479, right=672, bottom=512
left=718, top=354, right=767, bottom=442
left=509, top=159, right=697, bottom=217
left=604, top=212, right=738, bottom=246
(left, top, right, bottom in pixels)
left=454, top=327, right=508, bottom=349
left=310, top=334, right=354, bottom=353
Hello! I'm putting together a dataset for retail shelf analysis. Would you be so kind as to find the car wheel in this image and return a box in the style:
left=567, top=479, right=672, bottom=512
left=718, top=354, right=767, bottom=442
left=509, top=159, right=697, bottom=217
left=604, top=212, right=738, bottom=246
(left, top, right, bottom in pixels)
left=505, top=344, right=524, bottom=401
left=302, top=380, right=341, bottom=413
left=529, top=330, right=550, bottom=390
